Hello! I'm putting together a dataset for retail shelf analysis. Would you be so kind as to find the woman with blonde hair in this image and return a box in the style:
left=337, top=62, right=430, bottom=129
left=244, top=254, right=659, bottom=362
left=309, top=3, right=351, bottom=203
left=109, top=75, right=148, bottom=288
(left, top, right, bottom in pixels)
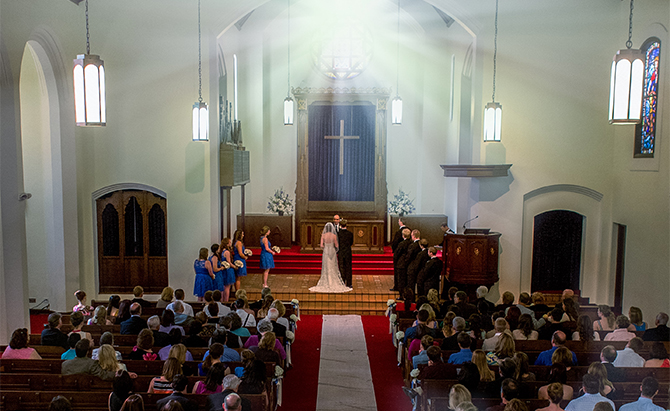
left=413, top=303, right=439, bottom=329
left=488, top=331, right=515, bottom=365
left=148, top=357, right=182, bottom=393
left=270, top=299, right=290, bottom=329
left=588, top=362, right=615, bottom=397
left=442, top=311, right=457, bottom=338
left=88, top=305, right=112, bottom=326
left=167, top=343, right=188, bottom=367
left=537, top=383, right=566, bottom=411
left=472, top=349, right=495, bottom=382
left=628, top=307, right=647, bottom=331
left=448, top=384, right=472, bottom=410
left=99, top=344, right=127, bottom=372
left=257, top=295, right=275, bottom=320
left=593, top=305, right=616, bottom=331
left=551, top=347, right=574, bottom=371
left=254, top=331, right=282, bottom=365
left=156, top=287, right=173, bottom=309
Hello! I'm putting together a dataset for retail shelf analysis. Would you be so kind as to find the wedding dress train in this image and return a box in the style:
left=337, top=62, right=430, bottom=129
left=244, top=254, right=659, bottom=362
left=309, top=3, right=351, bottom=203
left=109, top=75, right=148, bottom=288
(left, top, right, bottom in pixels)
left=309, top=223, right=352, bottom=293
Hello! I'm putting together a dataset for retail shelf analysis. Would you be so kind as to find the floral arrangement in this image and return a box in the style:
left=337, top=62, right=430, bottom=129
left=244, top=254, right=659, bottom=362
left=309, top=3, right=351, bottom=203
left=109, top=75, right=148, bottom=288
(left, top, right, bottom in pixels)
left=272, top=246, right=281, bottom=254
left=395, top=330, right=404, bottom=341
left=244, top=249, right=253, bottom=257
left=289, top=314, right=298, bottom=322
left=389, top=313, right=397, bottom=325
left=410, top=368, right=420, bottom=379
left=387, top=299, right=396, bottom=307
left=275, top=365, right=284, bottom=377
left=286, top=331, right=295, bottom=342
left=291, top=299, right=299, bottom=305
left=234, top=260, right=244, bottom=268
left=388, top=188, right=415, bottom=216
left=267, top=187, right=293, bottom=215
left=221, top=261, right=231, bottom=269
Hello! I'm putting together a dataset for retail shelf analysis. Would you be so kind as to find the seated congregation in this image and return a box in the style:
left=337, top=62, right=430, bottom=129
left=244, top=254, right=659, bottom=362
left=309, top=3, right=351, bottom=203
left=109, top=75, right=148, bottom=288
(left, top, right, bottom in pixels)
left=395, top=286, right=670, bottom=411
left=0, top=285, right=297, bottom=411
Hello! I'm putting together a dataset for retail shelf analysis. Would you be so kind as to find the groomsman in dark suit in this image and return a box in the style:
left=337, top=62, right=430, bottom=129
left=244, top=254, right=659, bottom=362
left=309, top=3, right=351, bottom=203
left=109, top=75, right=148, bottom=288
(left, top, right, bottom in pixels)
left=418, top=247, right=443, bottom=295
left=392, top=228, right=411, bottom=291
left=391, top=217, right=410, bottom=252
left=333, top=214, right=341, bottom=232
left=398, top=229, right=421, bottom=292
left=407, top=238, right=430, bottom=292
left=337, top=219, right=354, bottom=287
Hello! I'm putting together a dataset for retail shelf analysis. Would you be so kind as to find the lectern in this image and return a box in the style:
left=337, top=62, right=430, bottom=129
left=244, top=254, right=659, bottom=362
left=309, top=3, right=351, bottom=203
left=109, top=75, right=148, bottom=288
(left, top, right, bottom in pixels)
left=442, top=231, right=501, bottom=286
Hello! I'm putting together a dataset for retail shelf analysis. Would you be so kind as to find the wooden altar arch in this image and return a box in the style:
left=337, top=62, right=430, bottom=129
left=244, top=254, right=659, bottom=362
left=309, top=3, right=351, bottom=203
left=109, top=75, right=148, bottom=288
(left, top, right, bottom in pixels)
left=293, top=87, right=390, bottom=253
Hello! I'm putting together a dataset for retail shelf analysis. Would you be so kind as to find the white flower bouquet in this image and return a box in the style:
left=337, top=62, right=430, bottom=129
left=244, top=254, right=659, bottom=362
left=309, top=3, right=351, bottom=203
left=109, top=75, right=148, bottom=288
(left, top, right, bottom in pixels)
left=410, top=368, right=420, bottom=378
left=395, top=331, right=404, bottom=341
left=291, top=299, right=299, bottom=305
left=267, top=187, right=293, bottom=215
left=286, top=331, right=295, bottom=342
left=289, top=314, right=298, bottom=322
left=390, top=313, right=397, bottom=324
left=221, top=261, right=231, bottom=269
left=388, top=188, right=416, bottom=216
left=244, top=249, right=253, bottom=257
left=275, top=365, right=284, bottom=377
left=234, top=260, right=244, bottom=268
left=272, top=246, right=281, bottom=254
left=387, top=299, right=396, bottom=307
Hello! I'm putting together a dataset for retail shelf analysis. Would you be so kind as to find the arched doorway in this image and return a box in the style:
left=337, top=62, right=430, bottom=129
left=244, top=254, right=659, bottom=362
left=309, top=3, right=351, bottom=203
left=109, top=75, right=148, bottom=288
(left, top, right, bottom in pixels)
left=531, top=210, right=584, bottom=292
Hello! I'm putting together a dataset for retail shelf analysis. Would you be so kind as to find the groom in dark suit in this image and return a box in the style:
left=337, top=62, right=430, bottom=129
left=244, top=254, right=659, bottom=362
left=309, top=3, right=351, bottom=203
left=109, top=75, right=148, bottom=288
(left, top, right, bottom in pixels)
left=337, top=219, right=354, bottom=287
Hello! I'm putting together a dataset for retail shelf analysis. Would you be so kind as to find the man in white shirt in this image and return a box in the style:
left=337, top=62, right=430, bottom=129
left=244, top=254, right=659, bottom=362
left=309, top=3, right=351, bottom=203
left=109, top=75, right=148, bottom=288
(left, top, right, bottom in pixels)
left=565, top=374, right=615, bottom=411
left=605, top=315, right=637, bottom=341
left=166, top=289, right=194, bottom=317
left=614, top=337, right=646, bottom=368
left=619, top=377, right=666, bottom=411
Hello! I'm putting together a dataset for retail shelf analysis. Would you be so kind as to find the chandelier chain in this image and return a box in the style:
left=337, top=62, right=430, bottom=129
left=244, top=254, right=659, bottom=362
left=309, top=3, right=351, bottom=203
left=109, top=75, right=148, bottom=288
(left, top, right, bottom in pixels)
left=287, top=0, right=291, bottom=96
left=395, top=0, right=400, bottom=96
left=198, top=0, right=203, bottom=103
left=85, top=0, right=90, bottom=54
left=626, top=0, right=634, bottom=49
left=492, top=0, right=498, bottom=102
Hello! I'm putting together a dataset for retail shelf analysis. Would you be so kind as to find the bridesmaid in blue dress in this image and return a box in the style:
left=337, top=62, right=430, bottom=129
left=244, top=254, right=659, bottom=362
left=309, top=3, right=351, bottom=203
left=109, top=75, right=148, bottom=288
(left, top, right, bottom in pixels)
left=194, top=247, right=216, bottom=302
left=208, top=243, right=224, bottom=292
left=259, top=225, right=276, bottom=288
left=220, top=238, right=236, bottom=302
left=232, top=229, right=248, bottom=293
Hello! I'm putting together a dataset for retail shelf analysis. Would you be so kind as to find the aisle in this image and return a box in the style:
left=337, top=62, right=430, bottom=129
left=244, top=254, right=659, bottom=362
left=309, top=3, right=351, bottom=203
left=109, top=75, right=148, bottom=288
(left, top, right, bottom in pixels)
left=316, top=315, right=377, bottom=411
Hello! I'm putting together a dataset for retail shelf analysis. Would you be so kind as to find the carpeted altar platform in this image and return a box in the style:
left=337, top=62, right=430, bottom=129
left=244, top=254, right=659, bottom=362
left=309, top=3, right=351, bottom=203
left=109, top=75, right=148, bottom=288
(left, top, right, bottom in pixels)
left=239, top=274, right=395, bottom=316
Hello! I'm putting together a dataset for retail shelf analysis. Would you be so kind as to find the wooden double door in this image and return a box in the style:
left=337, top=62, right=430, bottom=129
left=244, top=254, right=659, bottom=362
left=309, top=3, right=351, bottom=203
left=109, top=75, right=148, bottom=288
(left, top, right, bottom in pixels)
left=96, top=190, right=167, bottom=293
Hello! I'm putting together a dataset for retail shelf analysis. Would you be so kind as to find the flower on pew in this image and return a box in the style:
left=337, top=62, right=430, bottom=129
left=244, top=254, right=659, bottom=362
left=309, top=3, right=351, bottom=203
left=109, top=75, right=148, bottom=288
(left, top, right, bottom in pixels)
left=291, top=298, right=299, bottom=305
left=410, top=368, right=420, bottom=379
left=387, top=299, right=396, bottom=307
left=244, top=249, right=253, bottom=257
left=286, top=331, right=295, bottom=343
left=275, top=365, right=284, bottom=377
left=234, top=260, right=244, bottom=268
left=390, top=313, right=397, bottom=325
left=272, top=246, right=281, bottom=254
left=221, top=261, right=231, bottom=269
left=143, top=352, right=158, bottom=361
left=395, top=330, right=404, bottom=341
left=289, top=314, right=298, bottom=322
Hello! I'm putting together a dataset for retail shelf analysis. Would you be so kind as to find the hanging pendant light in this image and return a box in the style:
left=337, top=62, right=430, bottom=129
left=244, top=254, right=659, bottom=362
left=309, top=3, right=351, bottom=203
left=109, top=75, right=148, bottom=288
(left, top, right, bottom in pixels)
left=608, top=0, right=644, bottom=125
left=73, top=0, right=105, bottom=127
left=192, top=0, right=209, bottom=141
left=483, top=0, right=501, bottom=142
left=283, top=0, right=294, bottom=125
left=391, top=0, right=402, bottom=125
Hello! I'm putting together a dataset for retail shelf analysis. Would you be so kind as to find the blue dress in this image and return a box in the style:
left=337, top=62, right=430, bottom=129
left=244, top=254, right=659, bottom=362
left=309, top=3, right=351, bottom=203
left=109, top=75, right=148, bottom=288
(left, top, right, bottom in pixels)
left=193, top=259, right=213, bottom=297
left=221, top=251, right=236, bottom=286
left=210, top=255, right=225, bottom=291
left=233, top=241, right=247, bottom=277
left=260, top=237, right=275, bottom=269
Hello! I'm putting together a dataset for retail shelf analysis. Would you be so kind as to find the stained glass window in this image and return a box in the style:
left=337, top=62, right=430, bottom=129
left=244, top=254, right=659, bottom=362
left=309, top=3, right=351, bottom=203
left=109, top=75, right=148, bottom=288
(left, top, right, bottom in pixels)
left=635, top=39, right=661, bottom=158
left=312, top=23, right=373, bottom=80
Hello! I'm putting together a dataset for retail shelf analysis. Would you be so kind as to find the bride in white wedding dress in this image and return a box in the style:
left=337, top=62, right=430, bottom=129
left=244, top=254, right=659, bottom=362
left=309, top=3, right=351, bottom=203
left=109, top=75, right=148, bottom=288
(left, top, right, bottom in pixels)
left=309, top=222, right=352, bottom=293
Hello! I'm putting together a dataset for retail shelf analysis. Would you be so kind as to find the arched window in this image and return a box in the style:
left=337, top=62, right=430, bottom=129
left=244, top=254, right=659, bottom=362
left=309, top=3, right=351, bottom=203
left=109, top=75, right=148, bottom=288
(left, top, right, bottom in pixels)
left=96, top=189, right=167, bottom=293
left=634, top=38, right=661, bottom=158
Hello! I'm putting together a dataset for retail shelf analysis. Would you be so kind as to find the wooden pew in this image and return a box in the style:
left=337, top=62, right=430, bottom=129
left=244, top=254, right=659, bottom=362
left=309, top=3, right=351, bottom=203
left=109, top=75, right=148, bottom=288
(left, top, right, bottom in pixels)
left=0, top=390, right=269, bottom=411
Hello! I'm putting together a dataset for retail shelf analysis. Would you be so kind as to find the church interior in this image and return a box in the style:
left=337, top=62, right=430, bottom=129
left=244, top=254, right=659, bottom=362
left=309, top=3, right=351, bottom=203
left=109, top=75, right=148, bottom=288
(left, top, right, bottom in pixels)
left=1, top=0, right=669, bottom=347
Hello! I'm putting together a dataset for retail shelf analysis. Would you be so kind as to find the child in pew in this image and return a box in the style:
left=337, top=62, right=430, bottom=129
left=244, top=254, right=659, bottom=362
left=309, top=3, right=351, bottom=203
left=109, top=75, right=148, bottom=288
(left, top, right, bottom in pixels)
left=61, top=333, right=80, bottom=360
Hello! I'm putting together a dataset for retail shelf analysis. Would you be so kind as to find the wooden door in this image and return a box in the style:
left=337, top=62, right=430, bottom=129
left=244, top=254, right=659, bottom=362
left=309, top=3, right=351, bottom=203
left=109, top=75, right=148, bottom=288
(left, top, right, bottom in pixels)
left=97, top=190, right=167, bottom=293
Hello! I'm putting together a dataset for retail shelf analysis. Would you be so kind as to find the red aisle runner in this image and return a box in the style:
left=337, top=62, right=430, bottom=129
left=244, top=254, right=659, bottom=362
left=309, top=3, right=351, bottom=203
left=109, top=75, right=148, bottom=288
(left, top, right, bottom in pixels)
left=278, top=315, right=323, bottom=411
left=362, top=315, right=412, bottom=411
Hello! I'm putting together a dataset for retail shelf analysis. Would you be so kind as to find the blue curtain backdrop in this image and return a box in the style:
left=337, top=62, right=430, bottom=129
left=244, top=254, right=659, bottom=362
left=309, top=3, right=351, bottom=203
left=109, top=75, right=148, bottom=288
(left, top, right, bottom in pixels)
left=308, top=104, right=375, bottom=201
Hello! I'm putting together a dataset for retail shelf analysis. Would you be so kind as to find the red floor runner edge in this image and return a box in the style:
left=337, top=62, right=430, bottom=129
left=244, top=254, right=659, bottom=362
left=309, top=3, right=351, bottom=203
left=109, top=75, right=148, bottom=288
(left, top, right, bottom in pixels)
left=278, top=315, right=323, bottom=411
left=362, top=315, right=412, bottom=411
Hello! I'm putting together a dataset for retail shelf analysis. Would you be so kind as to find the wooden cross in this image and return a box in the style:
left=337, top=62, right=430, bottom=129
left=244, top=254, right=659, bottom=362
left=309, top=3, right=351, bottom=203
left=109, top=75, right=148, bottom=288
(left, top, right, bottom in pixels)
left=324, top=119, right=359, bottom=175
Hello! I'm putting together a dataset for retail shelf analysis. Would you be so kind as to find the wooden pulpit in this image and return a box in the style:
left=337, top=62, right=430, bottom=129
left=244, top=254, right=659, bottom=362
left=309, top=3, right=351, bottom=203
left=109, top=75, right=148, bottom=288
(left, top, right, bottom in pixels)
left=442, top=232, right=501, bottom=286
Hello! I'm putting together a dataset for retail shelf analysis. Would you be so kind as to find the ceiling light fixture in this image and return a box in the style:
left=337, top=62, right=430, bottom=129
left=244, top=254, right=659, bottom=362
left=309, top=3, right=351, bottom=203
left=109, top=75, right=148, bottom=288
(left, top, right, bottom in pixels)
left=73, top=0, right=105, bottom=127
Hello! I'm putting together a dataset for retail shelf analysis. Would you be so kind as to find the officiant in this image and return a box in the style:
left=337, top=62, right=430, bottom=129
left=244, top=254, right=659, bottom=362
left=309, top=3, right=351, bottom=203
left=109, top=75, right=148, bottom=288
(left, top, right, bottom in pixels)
left=337, top=220, right=354, bottom=287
